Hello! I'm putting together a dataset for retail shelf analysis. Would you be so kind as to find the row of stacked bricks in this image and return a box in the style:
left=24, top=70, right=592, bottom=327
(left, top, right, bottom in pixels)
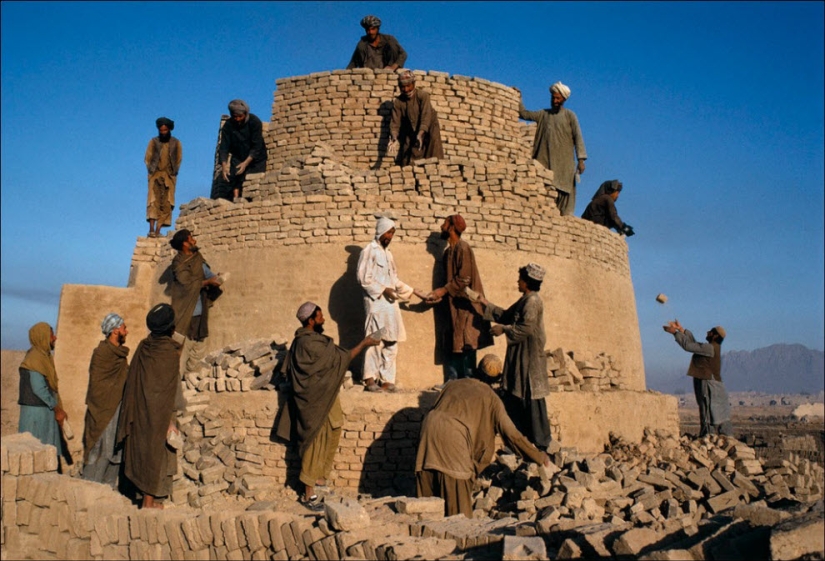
left=173, top=399, right=423, bottom=506
left=267, top=70, right=531, bottom=171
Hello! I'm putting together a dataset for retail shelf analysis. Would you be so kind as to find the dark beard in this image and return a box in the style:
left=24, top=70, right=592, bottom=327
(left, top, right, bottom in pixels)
left=117, top=333, right=127, bottom=345
left=440, top=230, right=449, bottom=240
left=158, top=133, right=171, bottom=142
left=313, top=324, right=325, bottom=334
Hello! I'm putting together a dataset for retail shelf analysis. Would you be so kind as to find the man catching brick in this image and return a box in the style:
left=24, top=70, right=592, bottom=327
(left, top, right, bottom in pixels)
left=357, top=215, right=428, bottom=392
left=416, top=354, right=550, bottom=518
left=278, top=302, right=379, bottom=511
left=663, top=320, right=733, bottom=437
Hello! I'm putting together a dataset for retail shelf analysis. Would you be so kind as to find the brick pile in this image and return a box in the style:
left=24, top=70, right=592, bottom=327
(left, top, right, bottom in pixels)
left=546, top=348, right=626, bottom=393
left=183, top=337, right=288, bottom=393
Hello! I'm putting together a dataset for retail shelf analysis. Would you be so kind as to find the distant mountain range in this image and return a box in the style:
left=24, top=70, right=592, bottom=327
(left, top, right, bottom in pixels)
left=648, top=344, right=824, bottom=395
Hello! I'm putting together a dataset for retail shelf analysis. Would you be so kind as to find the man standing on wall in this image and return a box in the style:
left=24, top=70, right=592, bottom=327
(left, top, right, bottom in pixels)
left=663, top=320, right=733, bottom=437
left=346, top=15, right=407, bottom=70
left=517, top=82, right=587, bottom=216
left=212, top=99, right=267, bottom=202
left=426, top=215, right=493, bottom=381
left=82, top=313, right=130, bottom=487
left=144, top=117, right=182, bottom=238
left=169, top=229, right=223, bottom=378
left=357, top=216, right=428, bottom=392
left=278, top=302, right=379, bottom=511
left=389, top=70, right=444, bottom=166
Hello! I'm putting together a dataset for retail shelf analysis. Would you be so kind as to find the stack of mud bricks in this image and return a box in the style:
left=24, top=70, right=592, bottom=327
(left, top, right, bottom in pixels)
left=546, top=348, right=627, bottom=392
left=183, top=337, right=287, bottom=393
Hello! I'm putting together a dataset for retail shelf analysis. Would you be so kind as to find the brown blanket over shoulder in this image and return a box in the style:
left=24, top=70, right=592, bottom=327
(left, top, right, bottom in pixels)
left=170, top=250, right=210, bottom=338
left=83, top=340, right=130, bottom=462
left=279, top=327, right=351, bottom=455
left=116, top=334, right=180, bottom=497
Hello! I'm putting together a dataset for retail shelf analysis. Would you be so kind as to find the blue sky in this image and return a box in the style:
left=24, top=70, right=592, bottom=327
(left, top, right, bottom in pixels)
left=2, top=2, right=823, bottom=387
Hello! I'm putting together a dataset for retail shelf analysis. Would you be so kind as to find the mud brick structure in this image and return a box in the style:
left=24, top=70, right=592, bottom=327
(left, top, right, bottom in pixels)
left=51, top=69, right=675, bottom=462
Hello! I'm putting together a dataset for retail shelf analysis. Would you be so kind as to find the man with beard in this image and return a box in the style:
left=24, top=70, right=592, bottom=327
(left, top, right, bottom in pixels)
left=144, top=117, right=182, bottom=238
left=479, top=263, right=552, bottom=449
left=517, top=81, right=587, bottom=216
left=211, top=99, right=267, bottom=202
left=82, top=313, right=130, bottom=487
left=169, top=229, right=223, bottom=377
left=389, top=70, right=444, bottom=166
left=416, top=354, right=550, bottom=518
left=582, top=179, right=634, bottom=236
left=426, top=215, right=493, bottom=382
left=117, top=303, right=182, bottom=509
left=664, top=321, right=733, bottom=437
left=18, top=322, right=66, bottom=462
left=346, top=15, right=407, bottom=70
left=357, top=216, right=427, bottom=392
left=277, top=302, right=379, bottom=510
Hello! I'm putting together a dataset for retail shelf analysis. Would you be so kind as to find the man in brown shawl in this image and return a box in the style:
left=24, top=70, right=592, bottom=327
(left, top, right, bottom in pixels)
left=389, top=70, right=444, bottom=166
left=117, top=303, right=182, bottom=509
left=144, top=116, right=182, bottom=238
left=169, top=229, right=223, bottom=377
left=479, top=263, right=552, bottom=449
left=416, top=355, right=549, bottom=518
left=82, top=313, right=130, bottom=487
left=517, top=81, right=587, bottom=216
left=426, top=215, right=493, bottom=381
left=278, top=302, right=378, bottom=511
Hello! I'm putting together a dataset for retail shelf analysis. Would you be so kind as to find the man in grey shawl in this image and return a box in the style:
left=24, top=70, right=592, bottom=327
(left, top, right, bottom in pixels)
left=82, top=313, right=130, bottom=487
left=346, top=15, right=407, bottom=70
left=278, top=302, right=379, bottom=511
left=169, top=229, right=223, bottom=377
left=518, top=81, right=587, bottom=216
left=389, top=70, right=444, bottom=166
left=664, top=321, right=733, bottom=437
left=479, top=263, right=552, bottom=449
left=117, top=303, right=182, bottom=509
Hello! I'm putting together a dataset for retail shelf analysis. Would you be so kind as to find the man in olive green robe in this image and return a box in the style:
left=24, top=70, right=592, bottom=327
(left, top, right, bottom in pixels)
left=144, top=117, right=182, bottom=238
left=518, top=81, right=587, bottom=216
left=82, top=313, right=130, bottom=487
left=278, top=302, right=378, bottom=510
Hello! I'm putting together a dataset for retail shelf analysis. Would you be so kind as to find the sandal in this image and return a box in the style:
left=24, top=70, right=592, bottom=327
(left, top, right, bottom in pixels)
left=299, top=494, right=324, bottom=512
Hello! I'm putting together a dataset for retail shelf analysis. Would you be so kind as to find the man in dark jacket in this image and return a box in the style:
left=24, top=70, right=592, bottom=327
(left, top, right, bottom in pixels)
left=211, top=99, right=267, bottom=201
left=346, top=15, right=407, bottom=70
left=582, top=179, right=634, bottom=236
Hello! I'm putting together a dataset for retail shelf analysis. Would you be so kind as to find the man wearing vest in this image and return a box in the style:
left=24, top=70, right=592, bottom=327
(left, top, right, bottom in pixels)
left=664, top=320, right=732, bottom=437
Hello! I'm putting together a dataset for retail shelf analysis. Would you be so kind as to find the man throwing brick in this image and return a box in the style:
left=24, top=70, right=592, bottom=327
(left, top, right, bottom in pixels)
left=416, top=355, right=549, bottom=518
left=663, top=320, right=733, bottom=437
left=279, top=302, right=379, bottom=511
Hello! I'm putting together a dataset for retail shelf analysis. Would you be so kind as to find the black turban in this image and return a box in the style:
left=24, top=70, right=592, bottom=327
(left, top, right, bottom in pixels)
left=146, top=303, right=175, bottom=335
left=156, top=117, right=175, bottom=131
left=170, top=229, right=191, bottom=251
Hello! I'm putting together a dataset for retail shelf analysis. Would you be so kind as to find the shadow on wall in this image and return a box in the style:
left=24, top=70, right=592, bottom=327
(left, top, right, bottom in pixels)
left=425, top=231, right=450, bottom=375
left=358, top=390, right=441, bottom=497
left=328, top=246, right=368, bottom=381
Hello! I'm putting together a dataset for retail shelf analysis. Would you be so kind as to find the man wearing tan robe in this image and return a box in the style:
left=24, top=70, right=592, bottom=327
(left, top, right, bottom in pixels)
left=144, top=117, right=182, bottom=238
left=416, top=359, right=549, bottom=518
left=117, top=303, right=182, bottom=509
left=278, top=302, right=379, bottom=511
left=389, top=70, right=444, bottom=166
left=427, top=215, right=493, bottom=381
left=82, top=313, right=130, bottom=487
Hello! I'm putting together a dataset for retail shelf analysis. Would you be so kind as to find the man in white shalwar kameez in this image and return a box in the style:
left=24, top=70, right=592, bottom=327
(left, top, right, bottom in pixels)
left=357, top=216, right=427, bottom=392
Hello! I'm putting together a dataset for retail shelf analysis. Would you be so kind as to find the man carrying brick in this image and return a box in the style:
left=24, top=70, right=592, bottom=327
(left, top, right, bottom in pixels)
left=169, top=229, right=223, bottom=378
left=357, top=215, right=428, bottom=392
left=663, top=320, right=733, bottom=437
left=346, top=15, right=407, bottom=71
left=426, top=215, right=493, bottom=381
left=278, top=302, right=379, bottom=511
left=389, top=70, right=444, bottom=166
left=211, top=99, right=267, bottom=202
left=416, top=354, right=550, bottom=518
left=582, top=179, right=635, bottom=237
left=82, top=312, right=130, bottom=487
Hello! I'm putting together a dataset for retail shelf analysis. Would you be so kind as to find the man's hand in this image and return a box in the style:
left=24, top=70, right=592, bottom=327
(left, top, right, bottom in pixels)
left=382, top=287, right=398, bottom=302
left=413, top=288, right=429, bottom=301
left=54, top=406, right=67, bottom=427
left=663, top=320, right=683, bottom=335
left=426, top=287, right=448, bottom=303
left=490, top=325, right=505, bottom=337
left=221, top=162, right=230, bottom=181
left=235, top=160, right=249, bottom=175
left=577, top=159, right=586, bottom=175
left=364, top=335, right=381, bottom=347
left=385, top=64, right=399, bottom=70
left=415, top=132, right=425, bottom=149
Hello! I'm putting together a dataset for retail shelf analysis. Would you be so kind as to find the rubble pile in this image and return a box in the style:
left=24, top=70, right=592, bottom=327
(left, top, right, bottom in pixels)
left=546, top=348, right=627, bottom=392
left=183, top=338, right=287, bottom=393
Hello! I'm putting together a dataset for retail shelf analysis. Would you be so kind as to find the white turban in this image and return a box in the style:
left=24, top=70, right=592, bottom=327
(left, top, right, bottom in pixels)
left=375, top=217, right=396, bottom=239
left=550, top=81, right=571, bottom=100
